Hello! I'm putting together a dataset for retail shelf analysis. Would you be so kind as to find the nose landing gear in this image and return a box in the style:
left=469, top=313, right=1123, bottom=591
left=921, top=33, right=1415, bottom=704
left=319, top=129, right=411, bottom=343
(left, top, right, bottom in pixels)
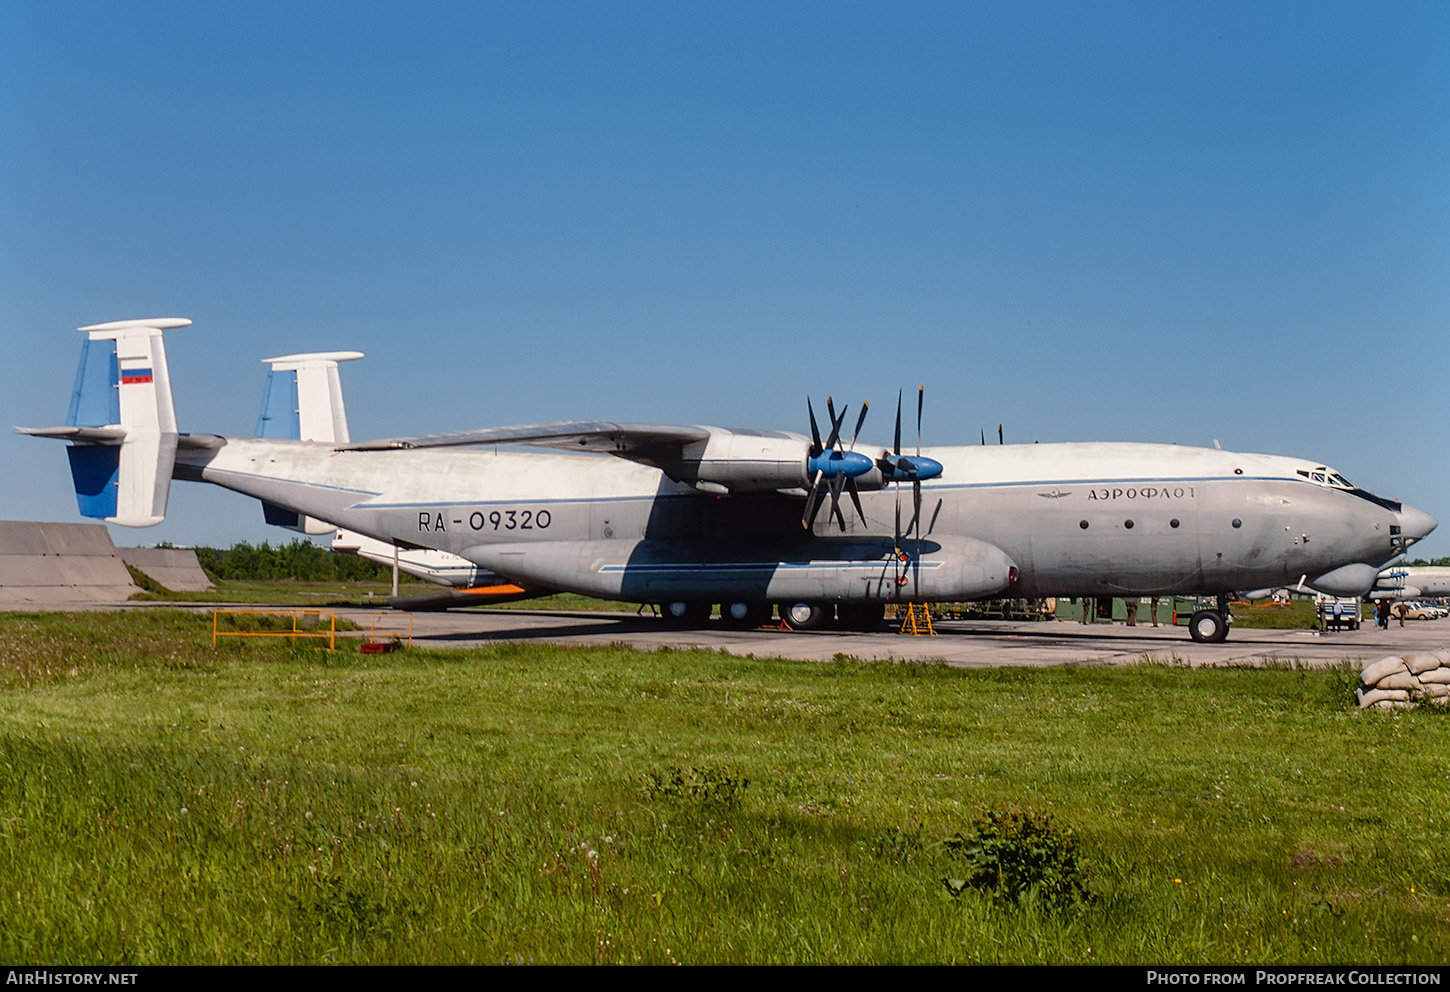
left=1187, top=595, right=1232, bottom=643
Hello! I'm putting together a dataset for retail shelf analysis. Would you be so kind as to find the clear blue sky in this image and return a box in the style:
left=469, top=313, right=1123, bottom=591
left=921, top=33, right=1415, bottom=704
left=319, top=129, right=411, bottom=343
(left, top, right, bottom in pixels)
left=3, top=1, right=1447, bottom=558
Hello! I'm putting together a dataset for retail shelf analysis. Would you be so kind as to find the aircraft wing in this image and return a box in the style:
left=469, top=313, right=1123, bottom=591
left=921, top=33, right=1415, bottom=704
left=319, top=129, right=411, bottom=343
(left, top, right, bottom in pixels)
left=345, top=421, right=716, bottom=456
left=343, top=420, right=835, bottom=496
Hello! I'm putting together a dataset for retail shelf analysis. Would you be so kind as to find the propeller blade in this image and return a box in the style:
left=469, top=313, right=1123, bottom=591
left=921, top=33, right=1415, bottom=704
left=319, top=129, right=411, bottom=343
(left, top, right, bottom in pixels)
left=807, top=398, right=822, bottom=455
left=823, top=397, right=845, bottom=451
left=848, top=401, right=869, bottom=451
left=905, top=479, right=922, bottom=537
left=846, top=478, right=866, bottom=528
left=828, top=473, right=848, bottom=532
left=998, top=423, right=1003, bottom=445
left=802, top=469, right=826, bottom=529
left=916, top=385, right=924, bottom=456
left=893, top=390, right=903, bottom=456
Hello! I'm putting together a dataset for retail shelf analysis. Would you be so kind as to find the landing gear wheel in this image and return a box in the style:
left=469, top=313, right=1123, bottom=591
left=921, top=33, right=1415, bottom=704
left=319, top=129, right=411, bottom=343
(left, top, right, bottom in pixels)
left=1188, top=609, right=1229, bottom=644
left=721, top=601, right=770, bottom=629
left=659, top=601, right=711, bottom=626
left=836, top=602, right=886, bottom=631
left=778, top=602, right=832, bottom=631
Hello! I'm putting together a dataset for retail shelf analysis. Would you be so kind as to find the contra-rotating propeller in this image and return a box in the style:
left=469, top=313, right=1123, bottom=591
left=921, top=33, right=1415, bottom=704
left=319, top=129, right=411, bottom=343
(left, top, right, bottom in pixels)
left=802, top=396, right=873, bottom=532
left=878, top=386, right=944, bottom=592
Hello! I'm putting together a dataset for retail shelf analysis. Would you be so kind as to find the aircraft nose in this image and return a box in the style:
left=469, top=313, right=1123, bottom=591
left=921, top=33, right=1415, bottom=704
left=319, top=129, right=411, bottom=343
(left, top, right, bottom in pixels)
left=1399, top=503, right=1438, bottom=542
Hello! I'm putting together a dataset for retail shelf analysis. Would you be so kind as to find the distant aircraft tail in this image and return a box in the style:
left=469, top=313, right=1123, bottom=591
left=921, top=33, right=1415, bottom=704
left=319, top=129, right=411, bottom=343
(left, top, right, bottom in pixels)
left=255, top=350, right=364, bottom=534
left=20, top=318, right=190, bottom=527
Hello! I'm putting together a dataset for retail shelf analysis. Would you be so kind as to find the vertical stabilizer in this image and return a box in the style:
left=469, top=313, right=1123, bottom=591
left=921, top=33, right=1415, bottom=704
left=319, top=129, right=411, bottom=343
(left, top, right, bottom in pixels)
left=256, top=350, right=364, bottom=534
left=257, top=351, right=364, bottom=443
left=68, top=318, right=191, bottom=527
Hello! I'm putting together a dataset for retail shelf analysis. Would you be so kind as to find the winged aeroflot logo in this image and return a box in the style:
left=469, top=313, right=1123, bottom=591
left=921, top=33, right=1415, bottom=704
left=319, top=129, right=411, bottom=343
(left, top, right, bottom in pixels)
left=1036, top=489, right=1072, bottom=499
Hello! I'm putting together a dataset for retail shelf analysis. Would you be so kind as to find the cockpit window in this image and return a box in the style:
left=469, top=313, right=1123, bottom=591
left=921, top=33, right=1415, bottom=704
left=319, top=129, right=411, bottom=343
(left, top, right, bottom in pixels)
left=1297, top=467, right=1356, bottom=490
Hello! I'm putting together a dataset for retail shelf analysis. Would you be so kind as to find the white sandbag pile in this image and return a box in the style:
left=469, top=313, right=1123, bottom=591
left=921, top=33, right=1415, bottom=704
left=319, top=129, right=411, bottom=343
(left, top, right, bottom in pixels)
left=1356, top=650, right=1450, bottom=710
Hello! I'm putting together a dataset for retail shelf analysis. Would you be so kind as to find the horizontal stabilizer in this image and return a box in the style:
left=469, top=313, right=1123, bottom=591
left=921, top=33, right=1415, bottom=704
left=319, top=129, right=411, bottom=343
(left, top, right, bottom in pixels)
left=18, top=425, right=127, bottom=442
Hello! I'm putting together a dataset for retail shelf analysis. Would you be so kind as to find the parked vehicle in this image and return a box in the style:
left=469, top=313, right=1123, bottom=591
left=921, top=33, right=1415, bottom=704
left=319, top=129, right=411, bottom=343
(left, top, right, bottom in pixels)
left=1394, top=600, right=1442, bottom=621
left=1317, top=595, right=1361, bottom=630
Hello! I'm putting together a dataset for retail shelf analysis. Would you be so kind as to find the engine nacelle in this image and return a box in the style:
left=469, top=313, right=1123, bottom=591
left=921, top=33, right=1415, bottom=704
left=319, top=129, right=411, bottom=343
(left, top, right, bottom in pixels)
left=675, top=431, right=811, bottom=493
left=658, top=431, right=900, bottom=495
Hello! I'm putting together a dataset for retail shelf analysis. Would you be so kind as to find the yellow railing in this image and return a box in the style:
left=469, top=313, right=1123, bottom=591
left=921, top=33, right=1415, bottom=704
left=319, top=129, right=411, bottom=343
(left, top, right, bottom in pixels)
left=211, top=609, right=415, bottom=652
left=212, top=609, right=338, bottom=650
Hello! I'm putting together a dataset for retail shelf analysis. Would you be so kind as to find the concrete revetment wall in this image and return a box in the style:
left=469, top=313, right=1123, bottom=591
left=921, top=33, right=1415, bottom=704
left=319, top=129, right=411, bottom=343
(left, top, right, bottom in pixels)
left=0, top=521, right=140, bottom=603
left=118, top=547, right=213, bottom=592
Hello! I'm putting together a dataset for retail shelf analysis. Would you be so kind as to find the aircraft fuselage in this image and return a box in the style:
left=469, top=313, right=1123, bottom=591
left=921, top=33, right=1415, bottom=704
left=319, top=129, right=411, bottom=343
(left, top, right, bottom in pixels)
left=176, top=437, right=1405, bottom=604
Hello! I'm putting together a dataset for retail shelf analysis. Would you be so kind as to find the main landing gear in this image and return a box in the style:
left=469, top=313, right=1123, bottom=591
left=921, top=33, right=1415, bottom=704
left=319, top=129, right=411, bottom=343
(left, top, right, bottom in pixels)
left=659, top=600, right=711, bottom=626
left=720, top=601, right=772, bottom=629
left=780, top=601, right=886, bottom=632
left=655, top=601, right=887, bottom=632
left=1187, top=595, right=1233, bottom=644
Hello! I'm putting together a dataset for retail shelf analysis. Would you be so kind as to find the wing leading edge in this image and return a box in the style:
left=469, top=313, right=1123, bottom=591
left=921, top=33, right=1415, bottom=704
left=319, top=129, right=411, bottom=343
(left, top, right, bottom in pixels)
left=344, top=421, right=715, bottom=455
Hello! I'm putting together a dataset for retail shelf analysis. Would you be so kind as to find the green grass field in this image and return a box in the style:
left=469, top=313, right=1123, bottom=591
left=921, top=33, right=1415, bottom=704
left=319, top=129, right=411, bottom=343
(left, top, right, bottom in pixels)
left=1, top=609, right=1446, bottom=965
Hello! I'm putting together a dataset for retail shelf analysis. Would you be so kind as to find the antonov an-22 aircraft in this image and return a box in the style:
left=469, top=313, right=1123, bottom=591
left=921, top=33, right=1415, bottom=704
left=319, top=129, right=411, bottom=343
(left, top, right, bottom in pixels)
left=22, top=318, right=1438, bottom=643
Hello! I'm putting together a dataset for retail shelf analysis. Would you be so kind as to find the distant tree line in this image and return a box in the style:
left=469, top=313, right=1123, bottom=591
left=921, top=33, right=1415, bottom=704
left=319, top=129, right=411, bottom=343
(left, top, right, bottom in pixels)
left=176, top=540, right=398, bottom=583
left=1408, top=557, right=1450, bottom=567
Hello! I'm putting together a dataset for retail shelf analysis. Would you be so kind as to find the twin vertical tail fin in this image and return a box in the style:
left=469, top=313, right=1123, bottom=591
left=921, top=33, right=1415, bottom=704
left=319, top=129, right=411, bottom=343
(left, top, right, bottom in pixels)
left=23, top=322, right=364, bottom=533
left=255, top=350, right=364, bottom=534
left=256, top=350, right=364, bottom=444
left=21, top=318, right=190, bottom=527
